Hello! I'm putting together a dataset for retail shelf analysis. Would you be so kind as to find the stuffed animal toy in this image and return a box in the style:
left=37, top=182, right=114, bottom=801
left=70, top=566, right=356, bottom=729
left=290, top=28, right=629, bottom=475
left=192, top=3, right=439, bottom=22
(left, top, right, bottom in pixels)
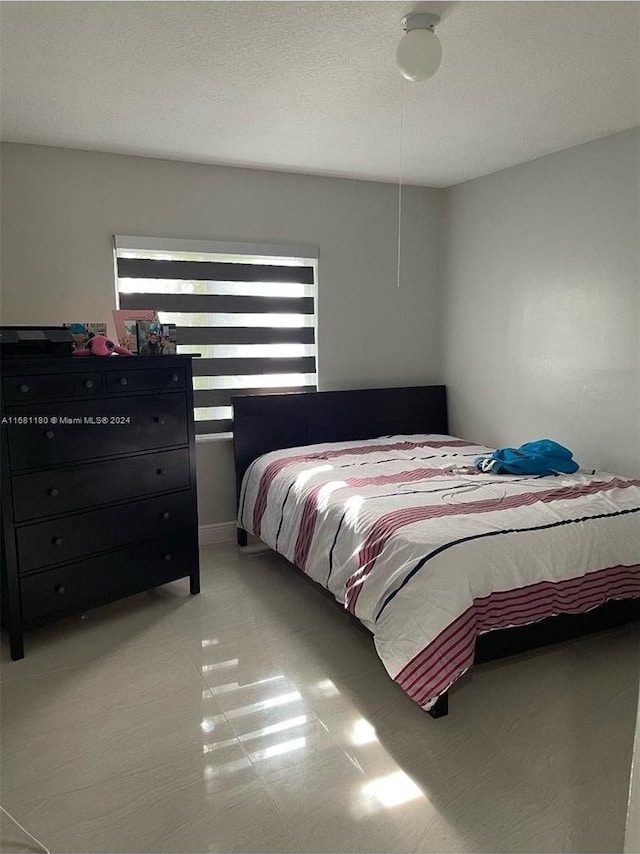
left=73, top=333, right=133, bottom=357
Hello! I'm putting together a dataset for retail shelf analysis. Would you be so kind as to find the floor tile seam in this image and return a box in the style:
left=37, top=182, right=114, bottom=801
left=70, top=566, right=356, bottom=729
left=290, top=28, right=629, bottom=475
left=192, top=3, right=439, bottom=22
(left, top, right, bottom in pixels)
left=168, top=624, right=270, bottom=724
left=0, top=661, right=95, bottom=685
left=171, top=622, right=313, bottom=677
left=166, top=620, right=223, bottom=701
left=0, top=758, right=160, bottom=827
left=183, top=705, right=309, bottom=850
left=5, top=735, right=244, bottom=844
left=106, top=679, right=215, bottom=719
left=246, top=717, right=366, bottom=792
left=0, top=639, right=199, bottom=685
left=0, top=688, right=220, bottom=772
left=245, top=758, right=311, bottom=852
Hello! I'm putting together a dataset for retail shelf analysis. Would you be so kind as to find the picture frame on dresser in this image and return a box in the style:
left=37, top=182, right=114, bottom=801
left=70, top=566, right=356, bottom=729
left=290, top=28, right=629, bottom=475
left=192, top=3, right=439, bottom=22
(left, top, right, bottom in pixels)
left=0, top=354, right=200, bottom=660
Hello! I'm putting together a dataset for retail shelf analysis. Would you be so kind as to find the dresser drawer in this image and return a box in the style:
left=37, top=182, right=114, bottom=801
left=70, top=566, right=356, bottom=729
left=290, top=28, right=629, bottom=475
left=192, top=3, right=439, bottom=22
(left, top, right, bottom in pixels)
left=106, top=367, right=186, bottom=394
left=20, top=535, right=198, bottom=623
left=12, top=448, right=190, bottom=522
left=16, top=490, right=195, bottom=573
left=2, top=371, right=103, bottom=403
left=7, top=392, right=188, bottom=469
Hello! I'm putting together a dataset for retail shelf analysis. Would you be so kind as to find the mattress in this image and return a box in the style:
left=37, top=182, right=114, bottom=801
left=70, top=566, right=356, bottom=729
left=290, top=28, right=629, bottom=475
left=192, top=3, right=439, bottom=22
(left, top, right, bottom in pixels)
left=239, top=434, right=640, bottom=709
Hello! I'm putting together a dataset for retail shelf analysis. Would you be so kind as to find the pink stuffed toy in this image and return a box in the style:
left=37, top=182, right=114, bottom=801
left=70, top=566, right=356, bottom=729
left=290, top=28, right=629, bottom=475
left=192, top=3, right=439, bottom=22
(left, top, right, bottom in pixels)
left=73, top=333, right=133, bottom=357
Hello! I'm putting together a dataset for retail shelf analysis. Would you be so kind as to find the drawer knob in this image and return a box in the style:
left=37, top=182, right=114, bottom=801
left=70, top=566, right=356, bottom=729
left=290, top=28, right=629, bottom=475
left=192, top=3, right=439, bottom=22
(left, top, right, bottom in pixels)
left=44, top=430, right=55, bottom=440
left=52, top=536, right=63, bottom=546
left=156, top=468, right=167, bottom=476
left=162, top=511, right=170, bottom=520
left=84, top=379, right=94, bottom=389
left=48, top=488, right=59, bottom=498
left=153, top=416, right=165, bottom=425
left=18, top=383, right=29, bottom=394
left=118, top=377, right=128, bottom=386
left=171, top=374, right=179, bottom=382
left=54, top=585, right=66, bottom=595
left=164, top=553, right=172, bottom=562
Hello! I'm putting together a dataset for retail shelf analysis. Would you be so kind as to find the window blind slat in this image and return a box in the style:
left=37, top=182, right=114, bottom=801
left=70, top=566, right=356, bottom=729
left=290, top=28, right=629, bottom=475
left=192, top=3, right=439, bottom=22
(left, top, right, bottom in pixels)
left=117, top=258, right=314, bottom=284
left=120, top=292, right=314, bottom=315
left=176, top=326, right=315, bottom=345
left=195, top=386, right=316, bottom=408
left=195, top=419, right=233, bottom=436
left=191, top=356, right=316, bottom=377
left=192, top=373, right=317, bottom=391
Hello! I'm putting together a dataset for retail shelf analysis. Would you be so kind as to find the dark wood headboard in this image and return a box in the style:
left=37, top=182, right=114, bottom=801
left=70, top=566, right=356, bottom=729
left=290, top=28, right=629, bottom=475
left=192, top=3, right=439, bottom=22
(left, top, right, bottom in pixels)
left=232, top=385, right=448, bottom=505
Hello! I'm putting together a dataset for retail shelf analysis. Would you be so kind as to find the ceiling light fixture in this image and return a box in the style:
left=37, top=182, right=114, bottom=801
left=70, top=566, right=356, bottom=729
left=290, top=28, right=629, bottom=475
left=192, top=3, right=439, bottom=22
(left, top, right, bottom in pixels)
left=396, top=13, right=442, bottom=82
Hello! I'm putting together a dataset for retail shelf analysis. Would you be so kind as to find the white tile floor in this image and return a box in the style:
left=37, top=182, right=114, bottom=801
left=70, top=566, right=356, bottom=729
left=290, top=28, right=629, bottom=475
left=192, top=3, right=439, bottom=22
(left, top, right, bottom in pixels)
left=1, top=543, right=638, bottom=853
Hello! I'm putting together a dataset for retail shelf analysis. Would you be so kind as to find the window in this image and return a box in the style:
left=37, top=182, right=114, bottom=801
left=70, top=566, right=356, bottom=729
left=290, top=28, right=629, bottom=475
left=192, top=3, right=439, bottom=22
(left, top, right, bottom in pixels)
left=114, top=236, right=318, bottom=437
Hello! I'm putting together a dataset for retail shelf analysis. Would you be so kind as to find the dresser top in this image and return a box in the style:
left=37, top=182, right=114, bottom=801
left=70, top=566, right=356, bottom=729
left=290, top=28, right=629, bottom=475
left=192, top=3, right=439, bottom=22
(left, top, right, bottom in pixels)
left=1, top=355, right=197, bottom=376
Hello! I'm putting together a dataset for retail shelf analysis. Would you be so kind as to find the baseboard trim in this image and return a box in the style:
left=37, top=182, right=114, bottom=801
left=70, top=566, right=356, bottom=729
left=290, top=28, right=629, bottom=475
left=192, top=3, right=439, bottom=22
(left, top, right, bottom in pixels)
left=198, top=521, right=237, bottom=546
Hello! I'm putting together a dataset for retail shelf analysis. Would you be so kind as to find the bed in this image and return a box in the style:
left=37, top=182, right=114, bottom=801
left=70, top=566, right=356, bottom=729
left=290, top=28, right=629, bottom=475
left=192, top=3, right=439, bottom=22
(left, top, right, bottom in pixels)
left=232, top=385, right=640, bottom=717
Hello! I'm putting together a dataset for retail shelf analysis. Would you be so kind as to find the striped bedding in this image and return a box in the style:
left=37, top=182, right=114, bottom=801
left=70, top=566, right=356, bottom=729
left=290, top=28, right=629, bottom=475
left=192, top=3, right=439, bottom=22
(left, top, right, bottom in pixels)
left=238, top=434, right=640, bottom=710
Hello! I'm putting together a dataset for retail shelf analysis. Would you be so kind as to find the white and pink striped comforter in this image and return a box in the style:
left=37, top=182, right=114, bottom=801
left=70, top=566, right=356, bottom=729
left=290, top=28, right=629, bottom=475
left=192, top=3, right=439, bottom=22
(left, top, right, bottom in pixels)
left=238, top=434, right=640, bottom=709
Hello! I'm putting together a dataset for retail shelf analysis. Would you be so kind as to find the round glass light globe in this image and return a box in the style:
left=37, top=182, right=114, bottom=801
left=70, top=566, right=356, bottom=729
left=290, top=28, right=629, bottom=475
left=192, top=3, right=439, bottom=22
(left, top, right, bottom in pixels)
left=396, top=28, right=442, bottom=81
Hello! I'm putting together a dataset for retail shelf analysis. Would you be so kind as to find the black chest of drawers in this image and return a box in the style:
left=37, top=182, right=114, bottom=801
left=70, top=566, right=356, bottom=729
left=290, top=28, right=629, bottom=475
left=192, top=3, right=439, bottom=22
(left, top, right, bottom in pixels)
left=1, top=356, right=200, bottom=660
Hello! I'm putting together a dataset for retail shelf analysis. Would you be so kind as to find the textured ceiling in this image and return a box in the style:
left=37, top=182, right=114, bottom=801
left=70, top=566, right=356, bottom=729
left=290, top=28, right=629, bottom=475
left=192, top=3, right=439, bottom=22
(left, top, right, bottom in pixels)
left=1, top=1, right=639, bottom=187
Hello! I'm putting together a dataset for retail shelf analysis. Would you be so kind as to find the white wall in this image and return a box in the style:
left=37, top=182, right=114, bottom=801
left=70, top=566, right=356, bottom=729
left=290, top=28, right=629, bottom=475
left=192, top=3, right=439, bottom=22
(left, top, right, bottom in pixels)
left=626, top=683, right=640, bottom=853
left=442, top=128, right=640, bottom=477
left=0, top=143, right=444, bottom=525
left=444, top=132, right=640, bottom=841
left=4, top=131, right=638, bottom=522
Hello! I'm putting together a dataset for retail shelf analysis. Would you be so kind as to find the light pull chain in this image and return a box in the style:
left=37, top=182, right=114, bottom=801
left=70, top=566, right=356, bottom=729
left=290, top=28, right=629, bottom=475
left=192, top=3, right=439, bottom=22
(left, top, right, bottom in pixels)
left=396, top=77, right=405, bottom=289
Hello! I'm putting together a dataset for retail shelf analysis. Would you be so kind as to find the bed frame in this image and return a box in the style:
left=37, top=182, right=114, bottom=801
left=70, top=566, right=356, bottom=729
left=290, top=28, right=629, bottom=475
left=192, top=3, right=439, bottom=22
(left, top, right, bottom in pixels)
left=232, top=385, right=639, bottom=718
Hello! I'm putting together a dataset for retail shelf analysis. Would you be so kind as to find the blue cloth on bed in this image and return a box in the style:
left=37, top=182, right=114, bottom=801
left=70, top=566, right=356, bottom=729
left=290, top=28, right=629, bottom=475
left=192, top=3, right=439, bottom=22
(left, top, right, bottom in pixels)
left=474, top=439, right=579, bottom=476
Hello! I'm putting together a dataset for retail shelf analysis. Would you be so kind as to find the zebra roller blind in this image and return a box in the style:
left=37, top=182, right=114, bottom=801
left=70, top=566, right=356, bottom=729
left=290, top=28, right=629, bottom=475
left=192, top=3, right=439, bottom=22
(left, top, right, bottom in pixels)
left=115, top=237, right=318, bottom=436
